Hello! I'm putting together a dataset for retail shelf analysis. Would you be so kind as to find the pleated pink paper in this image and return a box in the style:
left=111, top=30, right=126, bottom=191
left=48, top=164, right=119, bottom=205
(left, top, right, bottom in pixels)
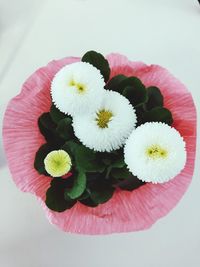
left=3, top=54, right=196, bottom=234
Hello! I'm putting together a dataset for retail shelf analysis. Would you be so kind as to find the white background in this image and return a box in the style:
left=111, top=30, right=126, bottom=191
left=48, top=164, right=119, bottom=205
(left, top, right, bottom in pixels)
left=0, top=0, right=200, bottom=266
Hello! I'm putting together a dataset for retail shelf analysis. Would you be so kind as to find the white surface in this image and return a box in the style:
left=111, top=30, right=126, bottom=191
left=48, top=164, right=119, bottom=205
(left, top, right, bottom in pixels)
left=0, top=0, right=44, bottom=78
left=0, top=0, right=200, bottom=266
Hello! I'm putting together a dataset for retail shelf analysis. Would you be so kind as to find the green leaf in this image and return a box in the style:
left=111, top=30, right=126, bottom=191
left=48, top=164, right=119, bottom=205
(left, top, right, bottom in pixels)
left=62, top=141, right=105, bottom=173
left=89, top=179, right=115, bottom=204
left=56, top=118, right=74, bottom=141
left=105, top=157, right=126, bottom=178
left=77, top=190, right=90, bottom=200
left=76, top=146, right=105, bottom=173
left=62, top=140, right=79, bottom=155
left=97, top=148, right=124, bottom=164
left=110, top=158, right=125, bottom=168
left=82, top=50, right=110, bottom=82
left=81, top=172, right=114, bottom=205
left=135, top=106, right=145, bottom=126
left=34, top=143, right=53, bottom=175
left=142, top=107, right=173, bottom=125
left=79, top=196, right=98, bottom=207
left=102, top=158, right=112, bottom=166
left=65, top=171, right=86, bottom=199
left=50, top=104, right=66, bottom=124
left=146, top=86, right=163, bottom=110
left=121, top=77, right=148, bottom=107
left=38, top=113, right=64, bottom=145
left=105, top=74, right=127, bottom=91
left=45, top=178, right=76, bottom=212
left=111, top=168, right=145, bottom=191
left=38, top=113, right=55, bottom=140
left=75, top=145, right=96, bottom=170
left=111, top=167, right=130, bottom=179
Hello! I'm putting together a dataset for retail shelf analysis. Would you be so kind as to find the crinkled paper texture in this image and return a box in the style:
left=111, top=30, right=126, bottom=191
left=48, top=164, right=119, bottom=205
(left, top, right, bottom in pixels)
left=3, top=54, right=197, bottom=234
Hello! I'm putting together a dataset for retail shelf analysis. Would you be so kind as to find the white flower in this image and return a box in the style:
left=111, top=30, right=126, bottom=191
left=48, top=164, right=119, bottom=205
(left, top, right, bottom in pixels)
left=124, top=122, right=187, bottom=183
left=73, top=90, right=137, bottom=152
left=44, top=150, right=72, bottom=177
left=51, top=62, right=105, bottom=116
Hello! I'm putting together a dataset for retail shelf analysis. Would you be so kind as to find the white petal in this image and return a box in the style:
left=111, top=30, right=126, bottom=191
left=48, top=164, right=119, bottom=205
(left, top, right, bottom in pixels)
left=51, top=62, right=105, bottom=116
left=124, top=122, right=187, bottom=183
left=73, top=90, right=137, bottom=152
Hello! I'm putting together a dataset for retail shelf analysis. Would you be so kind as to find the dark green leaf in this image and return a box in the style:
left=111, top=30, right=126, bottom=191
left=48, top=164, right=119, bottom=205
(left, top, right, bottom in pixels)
left=62, top=141, right=105, bottom=173
left=110, top=158, right=125, bottom=168
left=86, top=172, right=102, bottom=183
left=46, top=178, right=76, bottom=212
left=102, top=158, right=112, bottom=165
left=87, top=176, right=114, bottom=204
left=50, top=104, right=66, bottom=124
left=34, top=143, right=53, bottom=175
left=38, top=112, right=55, bottom=139
left=79, top=196, right=98, bottom=207
left=38, top=113, right=64, bottom=145
left=105, top=157, right=126, bottom=178
left=56, top=118, right=74, bottom=141
left=77, top=190, right=90, bottom=200
left=135, top=106, right=145, bottom=126
left=75, top=145, right=96, bottom=170
left=111, top=168, right=145, bottom=191
left=123, top=85, right=147, bottom=107
left=116, top=176, right=145, bottom=191
left=146, top=86, right=163, bottom=110
left=141, top=107, right=173, bottom=125
left=121, top=77, right=148, bottom=107
left=76, top=146, right=105, bottom=173
left=82, top=50, right=110, bottom=82
left=62, top=140, right=79, bottom=155
left=89, top=183, right=114, bottom=205
left=65, top=171, right=86, bottom=199
left=97, top=149, right=124, bottom=166
left=120, top=76, right=145, bottom=90
left=105, top=74, right=127, bottom=91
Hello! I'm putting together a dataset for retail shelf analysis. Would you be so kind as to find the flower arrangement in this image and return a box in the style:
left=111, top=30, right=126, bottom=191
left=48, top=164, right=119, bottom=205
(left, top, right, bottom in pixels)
left=3, top=51, right=196, bottom=234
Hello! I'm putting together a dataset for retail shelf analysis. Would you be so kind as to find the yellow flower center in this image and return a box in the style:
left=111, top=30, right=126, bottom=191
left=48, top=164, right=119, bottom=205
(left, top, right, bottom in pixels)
left=69, top=79, right=86, bottom=94
left=44, top=150, right=72, bottom=177
left=95, top=109, right=113, bottom=128
left=69, top=79, right=75, bottom=86
left=146, top=144, right=168, bottom=159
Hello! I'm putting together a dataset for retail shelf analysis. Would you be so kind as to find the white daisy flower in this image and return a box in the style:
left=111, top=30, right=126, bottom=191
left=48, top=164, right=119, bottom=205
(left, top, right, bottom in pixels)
left=124, top=122, right=187, bottom=183
left=73, top=90, right=137, bottom=152
left=51, top=62, right=105, bottom=116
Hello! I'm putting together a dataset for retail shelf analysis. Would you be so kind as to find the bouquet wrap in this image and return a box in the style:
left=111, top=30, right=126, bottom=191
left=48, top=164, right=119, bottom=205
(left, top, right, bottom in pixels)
left=3, top=54, right=196, bottom=234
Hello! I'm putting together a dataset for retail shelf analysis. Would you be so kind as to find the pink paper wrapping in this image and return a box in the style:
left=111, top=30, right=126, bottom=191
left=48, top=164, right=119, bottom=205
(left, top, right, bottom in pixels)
left=3, top=54, right=197, bottom=234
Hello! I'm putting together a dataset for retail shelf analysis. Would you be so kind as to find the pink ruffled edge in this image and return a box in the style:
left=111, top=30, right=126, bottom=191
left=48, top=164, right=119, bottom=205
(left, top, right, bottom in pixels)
left=3, top=53, right=197, bottom=234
